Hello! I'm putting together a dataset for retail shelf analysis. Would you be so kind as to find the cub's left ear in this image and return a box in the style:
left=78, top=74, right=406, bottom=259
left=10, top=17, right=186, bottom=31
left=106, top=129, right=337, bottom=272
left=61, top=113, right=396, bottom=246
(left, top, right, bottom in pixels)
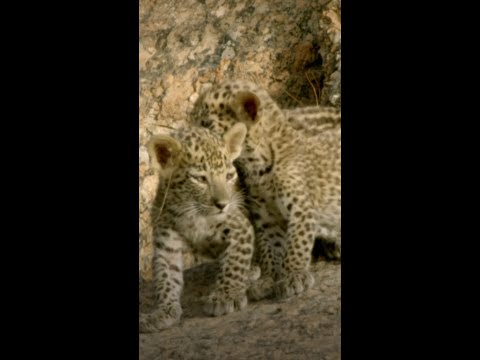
left=147, top=134, right=183, bottom=172
left=223, top=122, right=247, bottom=160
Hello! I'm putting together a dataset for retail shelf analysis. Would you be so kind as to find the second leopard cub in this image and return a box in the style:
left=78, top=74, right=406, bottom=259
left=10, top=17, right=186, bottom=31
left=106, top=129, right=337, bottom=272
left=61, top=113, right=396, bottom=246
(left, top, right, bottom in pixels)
left=190, top=80, right=341, bottom=301
left=139, top=123, right=255, bottom=333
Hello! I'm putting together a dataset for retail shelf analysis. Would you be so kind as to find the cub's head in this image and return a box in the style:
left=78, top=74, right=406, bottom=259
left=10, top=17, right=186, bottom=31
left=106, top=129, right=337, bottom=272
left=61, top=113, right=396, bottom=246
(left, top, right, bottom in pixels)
left=147, top=123, right=247, bottom=217
left=190, top=80, right=281, bottom=136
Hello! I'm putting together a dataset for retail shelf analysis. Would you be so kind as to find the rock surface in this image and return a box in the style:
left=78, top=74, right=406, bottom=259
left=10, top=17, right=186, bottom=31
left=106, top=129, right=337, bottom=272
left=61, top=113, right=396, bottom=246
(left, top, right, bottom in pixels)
left=139, top=0, right=341, bottom=358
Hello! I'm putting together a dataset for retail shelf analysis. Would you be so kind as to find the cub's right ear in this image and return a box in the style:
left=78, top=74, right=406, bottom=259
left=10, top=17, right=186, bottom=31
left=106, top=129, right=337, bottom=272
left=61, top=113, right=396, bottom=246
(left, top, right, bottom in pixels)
left=147, top=135, right=182, bottom=171
left=231, top=91, right=261, bottom=127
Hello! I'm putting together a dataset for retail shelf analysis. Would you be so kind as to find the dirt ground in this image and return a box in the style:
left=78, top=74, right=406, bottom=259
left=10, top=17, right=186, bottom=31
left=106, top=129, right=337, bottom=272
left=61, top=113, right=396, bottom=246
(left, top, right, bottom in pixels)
left=140, top=260, right=341, bottom=360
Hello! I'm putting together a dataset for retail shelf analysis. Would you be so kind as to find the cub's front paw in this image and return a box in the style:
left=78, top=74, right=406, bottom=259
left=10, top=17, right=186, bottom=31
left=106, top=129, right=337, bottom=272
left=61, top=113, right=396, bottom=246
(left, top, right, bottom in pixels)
left=274, top=270, right=315, bottom=299
left=203, top=287, right=248, bottom=317
left=247, top=276, right=275, bottom=301
left=139, top=302, right=182, bottom=333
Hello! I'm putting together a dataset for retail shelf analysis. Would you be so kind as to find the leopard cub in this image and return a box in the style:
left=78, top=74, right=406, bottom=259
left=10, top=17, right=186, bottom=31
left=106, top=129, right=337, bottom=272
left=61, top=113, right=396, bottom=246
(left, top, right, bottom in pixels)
left=139, top=123, right=255, bottom=333
left=190, top=80, right=341, bottom=301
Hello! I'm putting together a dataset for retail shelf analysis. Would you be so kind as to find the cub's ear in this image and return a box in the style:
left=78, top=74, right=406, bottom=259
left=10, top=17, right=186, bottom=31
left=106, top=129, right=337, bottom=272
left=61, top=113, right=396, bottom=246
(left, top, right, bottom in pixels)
left=223, top=122, right=247, bottom=161
left=230, top=91, right=261, bottom=126
left=147, top=135, right=182, bottom=171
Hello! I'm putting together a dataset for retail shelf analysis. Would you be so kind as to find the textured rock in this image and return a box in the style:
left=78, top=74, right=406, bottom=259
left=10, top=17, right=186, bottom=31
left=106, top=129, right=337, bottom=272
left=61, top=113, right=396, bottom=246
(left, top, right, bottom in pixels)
left=139, top=1, right=341, bottom=358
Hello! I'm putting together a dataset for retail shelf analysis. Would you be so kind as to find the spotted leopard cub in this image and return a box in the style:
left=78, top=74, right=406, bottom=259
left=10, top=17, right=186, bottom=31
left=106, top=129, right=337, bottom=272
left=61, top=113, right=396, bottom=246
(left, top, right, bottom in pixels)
left=190, top=80, right=340, bottom=301
left=139, top=123, right=255, bottom=333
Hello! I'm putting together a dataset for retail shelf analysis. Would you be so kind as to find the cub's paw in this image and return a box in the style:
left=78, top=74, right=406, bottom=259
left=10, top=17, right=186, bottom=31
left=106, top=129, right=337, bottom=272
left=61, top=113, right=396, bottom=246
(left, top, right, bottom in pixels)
left=203, top=287, right=248, bottom=317
left=139, top=303, right=182, bottom=333
left=247, top=265, right=261, bottom=282
left=274, top=270, right=315, bottom=299
left=247, top=276, right=275, bottom=301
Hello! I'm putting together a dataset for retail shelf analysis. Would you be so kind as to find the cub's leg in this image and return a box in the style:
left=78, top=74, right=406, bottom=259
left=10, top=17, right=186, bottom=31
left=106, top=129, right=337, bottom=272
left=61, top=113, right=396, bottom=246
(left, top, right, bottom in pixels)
left=203, top=213, right=255, bottom=317
left=246, top=200, right=286, bottom=301
left=139, top=229, right=184, bottom=333
left=274, top=188, right=317, bottom=299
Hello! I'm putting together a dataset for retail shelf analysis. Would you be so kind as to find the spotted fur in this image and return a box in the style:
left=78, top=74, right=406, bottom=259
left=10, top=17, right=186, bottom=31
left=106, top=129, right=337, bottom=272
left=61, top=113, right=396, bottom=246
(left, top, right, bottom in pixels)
left=190, top=80, right=341, bottom=300
left=139, top=123, right=255, bottom=332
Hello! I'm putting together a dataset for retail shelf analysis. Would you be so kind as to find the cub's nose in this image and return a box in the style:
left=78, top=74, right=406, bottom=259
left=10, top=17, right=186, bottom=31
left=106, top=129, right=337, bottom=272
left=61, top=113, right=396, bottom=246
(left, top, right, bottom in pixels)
left=213, top=199, right=228, bottom=210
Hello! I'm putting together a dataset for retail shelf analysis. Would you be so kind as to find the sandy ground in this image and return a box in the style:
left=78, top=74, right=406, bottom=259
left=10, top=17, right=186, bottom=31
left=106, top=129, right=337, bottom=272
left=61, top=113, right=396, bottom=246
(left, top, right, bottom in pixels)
left=140, top=260, right=340, bottom=360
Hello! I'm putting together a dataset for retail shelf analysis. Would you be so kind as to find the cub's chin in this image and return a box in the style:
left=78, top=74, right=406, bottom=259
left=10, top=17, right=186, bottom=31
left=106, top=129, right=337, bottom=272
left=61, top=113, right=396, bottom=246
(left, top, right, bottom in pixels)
left=206, top=206, right=231, bottom=220
left=208, top=211, right=227, bottom=219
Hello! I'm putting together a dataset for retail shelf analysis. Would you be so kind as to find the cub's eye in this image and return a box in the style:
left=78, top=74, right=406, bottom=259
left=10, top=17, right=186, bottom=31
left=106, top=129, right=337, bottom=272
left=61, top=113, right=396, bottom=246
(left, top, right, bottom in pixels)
left=191, top=175, right=207, bottom=183
left=226, top=172, right=236, bottom=181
